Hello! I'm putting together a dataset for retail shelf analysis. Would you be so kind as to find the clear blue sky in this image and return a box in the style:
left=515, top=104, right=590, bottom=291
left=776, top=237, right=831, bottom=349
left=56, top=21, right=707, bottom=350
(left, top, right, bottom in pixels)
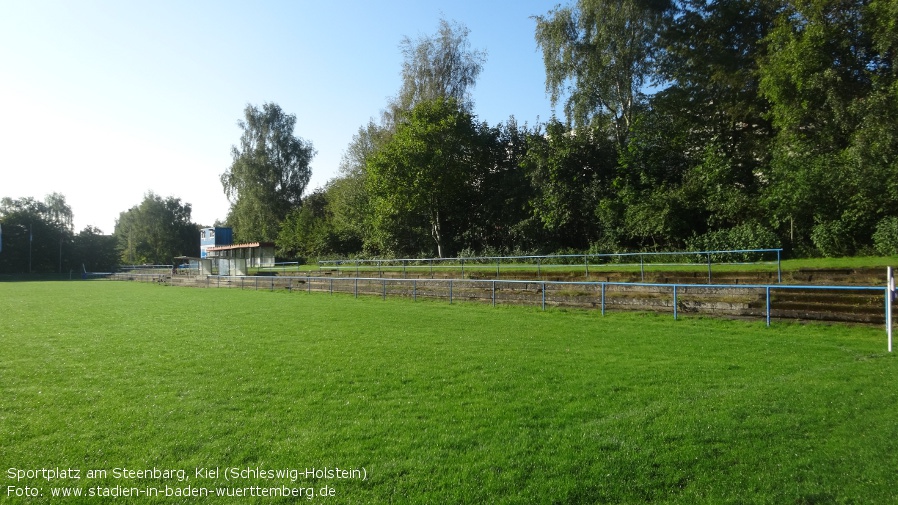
left=1, top=0, right=557, bottom=233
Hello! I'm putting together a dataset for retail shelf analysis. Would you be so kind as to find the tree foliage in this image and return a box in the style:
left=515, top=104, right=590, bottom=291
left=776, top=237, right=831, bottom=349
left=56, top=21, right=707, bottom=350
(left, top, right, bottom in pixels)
left=114, top=192, right=198, bottom=265
left=659, top=0, right=776, bottom=175
left=463, top=117, right=539, bottom=254
left=758, top=0, right=898, bottom=255
left=534, top=0, right=672, bottom=146
left=523, top=120, right=617, bottom=249
left=0, top=194, right=75, bottom=274
left=392, top=18, right=487, bottom=118
left=221, top=102, right=316, bottom=243
left=291, top=19, right=489, bottom=259
left=367, top=98, right=486, bottom=258
left=329, top=120, right=390, bottom=254
left=9, top=6, right=898, bottom=264
left=70, top=226, right=119, bottom=272
left=142, top=5, right=898, bottom=262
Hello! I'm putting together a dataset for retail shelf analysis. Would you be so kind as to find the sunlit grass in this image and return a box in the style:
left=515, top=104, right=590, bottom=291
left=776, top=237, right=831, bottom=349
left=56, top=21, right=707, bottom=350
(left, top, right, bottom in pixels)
left=285, top=255, right=898, bottom=280
left=1, top=281, right=896, bottom=503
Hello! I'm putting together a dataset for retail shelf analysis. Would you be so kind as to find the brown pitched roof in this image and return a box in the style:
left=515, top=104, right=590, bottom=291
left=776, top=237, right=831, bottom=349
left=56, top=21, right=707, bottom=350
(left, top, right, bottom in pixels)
left=206, top=242, right=275, bottom=252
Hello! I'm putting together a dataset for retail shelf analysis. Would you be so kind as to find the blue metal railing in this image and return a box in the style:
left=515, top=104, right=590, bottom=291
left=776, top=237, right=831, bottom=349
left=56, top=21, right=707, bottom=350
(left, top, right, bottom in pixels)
left=270, top=261, right=302, bottom=272
left=119, top=264, right=173, bottom=271
left=100, top=271, right=893, bottom=349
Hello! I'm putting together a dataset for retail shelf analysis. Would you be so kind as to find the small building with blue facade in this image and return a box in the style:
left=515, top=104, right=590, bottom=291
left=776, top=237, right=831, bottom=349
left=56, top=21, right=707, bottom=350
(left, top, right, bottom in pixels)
left=199, top=227, right=275, bottom=275
left=200, top=227, right=233, bottom=258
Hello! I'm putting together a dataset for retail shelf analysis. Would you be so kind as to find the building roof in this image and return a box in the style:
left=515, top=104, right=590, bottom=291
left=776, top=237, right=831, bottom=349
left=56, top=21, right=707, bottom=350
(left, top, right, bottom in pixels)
left=206, top=242, right=275, bottom=252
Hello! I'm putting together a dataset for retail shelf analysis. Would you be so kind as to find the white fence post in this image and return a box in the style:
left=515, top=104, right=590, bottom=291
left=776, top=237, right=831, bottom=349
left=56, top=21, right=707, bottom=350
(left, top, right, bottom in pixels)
left=886, top=267, right=895, bottom=352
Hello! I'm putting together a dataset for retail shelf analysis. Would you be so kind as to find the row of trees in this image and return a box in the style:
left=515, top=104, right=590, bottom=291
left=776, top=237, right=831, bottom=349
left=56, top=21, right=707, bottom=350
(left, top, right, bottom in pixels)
left=0, top=193, right=199, bottom=274
left=263, top=1, right=898, bottom=260
left=5, top=1, right=896, bottom=273
left=0, top=195, right=117, bottom=274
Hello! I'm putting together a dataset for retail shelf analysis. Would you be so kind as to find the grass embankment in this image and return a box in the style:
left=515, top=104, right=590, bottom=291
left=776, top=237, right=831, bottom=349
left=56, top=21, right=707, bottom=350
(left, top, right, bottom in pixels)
left=1, top=281, right=896, bottom=503
left=262, top=255, right=898, bottom=279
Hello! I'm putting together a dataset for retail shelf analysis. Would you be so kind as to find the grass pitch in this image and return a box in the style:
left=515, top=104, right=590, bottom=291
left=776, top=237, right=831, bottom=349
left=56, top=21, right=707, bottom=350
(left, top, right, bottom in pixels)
left=1, top=281, right=896, bottom=503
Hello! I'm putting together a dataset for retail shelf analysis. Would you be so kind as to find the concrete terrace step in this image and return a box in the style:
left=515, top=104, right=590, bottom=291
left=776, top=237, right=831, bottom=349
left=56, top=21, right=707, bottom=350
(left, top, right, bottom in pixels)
left=163, top=269, right=893, bottom=326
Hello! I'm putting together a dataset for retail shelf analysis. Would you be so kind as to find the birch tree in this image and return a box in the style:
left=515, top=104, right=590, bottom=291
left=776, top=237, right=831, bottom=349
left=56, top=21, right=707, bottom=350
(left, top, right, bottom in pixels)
left=534, top=0, right=670, bottom=147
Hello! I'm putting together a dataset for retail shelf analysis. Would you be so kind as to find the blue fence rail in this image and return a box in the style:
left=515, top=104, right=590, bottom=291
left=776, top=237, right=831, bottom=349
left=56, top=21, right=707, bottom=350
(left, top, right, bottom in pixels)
left=271, top=261, right=302, bottom=272
left=119, top=264, right=173, bottom=272
left=318, top=248, right=784, bottom=283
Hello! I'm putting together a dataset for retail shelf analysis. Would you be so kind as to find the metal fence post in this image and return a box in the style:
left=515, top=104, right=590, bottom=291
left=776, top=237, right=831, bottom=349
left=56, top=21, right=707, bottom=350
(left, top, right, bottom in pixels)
left=601, top=283, right=606, bottom=316
left=673, top=285, right=678, bottom=320
left=886, top=267, right=895, bottom=352
left=886, top=286, right=892, bottom=352
left=707, top=252, right=712, bottom=283
left=766, top=286, right=771, bottom=327
left=777, top=250, right=782, bottom=283
left=492, top=281, right=496, bottom=307
left=449, top=279, right=454, bottom=305
left=542, top=282, right=546, bottom=311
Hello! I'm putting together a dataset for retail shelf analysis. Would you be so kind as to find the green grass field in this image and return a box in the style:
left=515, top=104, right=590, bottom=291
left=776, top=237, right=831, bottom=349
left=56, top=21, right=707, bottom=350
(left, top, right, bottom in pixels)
left=1, top=281, right=896, bottom=503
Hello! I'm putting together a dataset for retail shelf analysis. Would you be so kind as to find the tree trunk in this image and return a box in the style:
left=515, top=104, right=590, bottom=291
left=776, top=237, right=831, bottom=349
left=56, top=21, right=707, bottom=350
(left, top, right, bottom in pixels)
left=431, top=208, right=443, bottom=258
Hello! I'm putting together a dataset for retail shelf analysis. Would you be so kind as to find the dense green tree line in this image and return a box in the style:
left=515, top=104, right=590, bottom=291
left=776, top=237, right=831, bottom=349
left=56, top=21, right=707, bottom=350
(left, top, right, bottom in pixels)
left=0, top=195, right=119, bottom=274
left=0, top=192, right=198, bottom=274
left=283, top=2, right=897, bottom=260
